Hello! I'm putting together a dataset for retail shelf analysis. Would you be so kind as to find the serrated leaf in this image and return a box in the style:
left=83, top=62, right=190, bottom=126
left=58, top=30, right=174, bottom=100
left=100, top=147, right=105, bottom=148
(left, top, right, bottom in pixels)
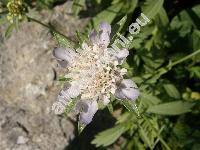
left=92, top=125, right=127, bottom=147
left=147, top=101, right=195, bottom=115
left=163, top=84, right=180, bottom=99
left=139, top=125, right=152, bottom=147
left=121, top=100, right=140, bottom=116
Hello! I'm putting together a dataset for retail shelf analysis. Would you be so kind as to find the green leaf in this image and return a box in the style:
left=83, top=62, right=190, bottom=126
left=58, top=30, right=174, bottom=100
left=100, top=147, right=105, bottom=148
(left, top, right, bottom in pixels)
left=142, top=0, right=164, bottom=19
left=188, top=66, right=200, bottom=78
left=191, top=29, right=200, bottom=51
left=155, top=7, right=169, bottom=27
left=110, top=15, right=127, bottom=40
left=121, top=0, right=138, bottom=14
left=121, top=100, right=140, bottom=116
left=53, top=32, right=74, bottom=48
left=107, top=103, right=113, bottom=113
left=5, top=23, right=15, bottom=38
left=58, top=76, right=71, bottom=82
left=72, top=0, right=85, bottom=16
left=163, top=84, right=181, bottom=99
left=138, top=116, right=160, bottom=149
left=88, top=2, right=123, bottom=29
left=139, top=125, right=152, bottom=147
left=147, top=101, right=195, bottom=115
left=92, top=125, right=127, bottom=147
left=140, top=92, right=161, bottom=106
left=64, top=96, right=80, bottom=116
left=76, top=30, right=87, bottom=46
left=78, top=122, right=86, bottom=134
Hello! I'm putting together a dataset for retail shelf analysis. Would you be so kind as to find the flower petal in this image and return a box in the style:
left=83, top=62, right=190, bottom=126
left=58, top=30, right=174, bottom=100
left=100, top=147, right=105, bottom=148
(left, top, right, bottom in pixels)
left=99, top=32, right=110, bottom=47
left=53, top=47, right=74, bottom=60
left=122, top=88, right=139, bottom=100
left=76, top=101, right=89, bottom=113
left=67, top=85, right=81, bottom=98
left=121, top=79, right=138, bottom=88
left=56, top=60, right=69, bottom=68
left=59, top=89, right=71, bottom=100
left=59, top=85, right=80, bottom=102
left=79, top=100, right=98, bottom=125
left=115, top=89, right=126, bottom=100
left=99, top=22, right=111, bottom=35
left=89, top=30, right=99, bottom=44
left=116, top=48, right=129, bottom=59
left=115, top=48, right=129, bottom=64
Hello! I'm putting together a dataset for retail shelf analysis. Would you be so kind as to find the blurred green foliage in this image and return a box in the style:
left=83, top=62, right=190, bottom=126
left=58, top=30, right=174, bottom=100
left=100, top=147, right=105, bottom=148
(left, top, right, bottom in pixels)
left=71, top=0, right=200, bottom=149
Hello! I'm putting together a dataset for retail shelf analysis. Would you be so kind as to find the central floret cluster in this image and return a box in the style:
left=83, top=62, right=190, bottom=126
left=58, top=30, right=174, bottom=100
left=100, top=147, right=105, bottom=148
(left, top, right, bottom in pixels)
left=52, top=22, right=139, bottom=125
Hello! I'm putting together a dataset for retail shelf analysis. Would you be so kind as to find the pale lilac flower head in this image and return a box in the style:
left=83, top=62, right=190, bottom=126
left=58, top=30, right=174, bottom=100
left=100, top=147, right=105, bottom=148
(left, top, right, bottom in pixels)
left=53, top=22, right=139, bottom=125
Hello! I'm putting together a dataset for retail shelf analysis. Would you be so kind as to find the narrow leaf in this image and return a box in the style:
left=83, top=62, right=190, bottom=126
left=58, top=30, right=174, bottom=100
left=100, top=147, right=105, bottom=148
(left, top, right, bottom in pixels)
left=147, top=101, right=195, bottom=115
left=92, top=125, right=127, bottom=147
left=163, top=84, right=181, bottom=99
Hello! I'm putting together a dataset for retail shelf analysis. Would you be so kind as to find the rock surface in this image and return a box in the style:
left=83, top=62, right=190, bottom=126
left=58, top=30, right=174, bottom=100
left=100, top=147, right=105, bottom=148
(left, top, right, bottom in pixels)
left=0, top=1, right=88, bottom=150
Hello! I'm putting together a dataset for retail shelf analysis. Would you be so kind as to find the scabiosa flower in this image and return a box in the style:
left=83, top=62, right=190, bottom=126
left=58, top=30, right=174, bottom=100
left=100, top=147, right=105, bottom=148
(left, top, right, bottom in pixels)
left=52, top=22, right=139, bottom=126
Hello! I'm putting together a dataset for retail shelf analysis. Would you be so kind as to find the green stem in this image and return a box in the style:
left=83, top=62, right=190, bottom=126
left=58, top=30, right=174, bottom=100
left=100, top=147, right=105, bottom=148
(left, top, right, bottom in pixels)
left=143, top=49, right=200, bottom=83
left=26, top=16, right=70, bottom=40
left=167, top=49, right=200, bottom=68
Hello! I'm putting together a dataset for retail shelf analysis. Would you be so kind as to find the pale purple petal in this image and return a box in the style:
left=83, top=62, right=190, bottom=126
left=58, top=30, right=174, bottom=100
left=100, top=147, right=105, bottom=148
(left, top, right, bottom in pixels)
left=56, top=60, right=69, bottom=68
left=121, top=88, right=140, bottom=100
left=67, top=85, right=80, bottom=98
left=115, top=89, right=126, bottom=99
left=53, top=47, right=75, bottom=67
left=99, top=22, right=111, bottom=35
left=99, top=32, right=110, bottom=47
left=59, top=85, right=80, bottom=102
left=89, top=30, right=99, bottom=44
left=76, top=101, right=89, bottom=113
left=121, top=79, right=137, bottom=88
left=115, top=49, right=129, bottom=59
left=115, top=79, right=139, bottom=100
left=59, top=89, right=71, bottom=100
left=79, top=100, right=98, bottom=125
left=53, top=47, right=73, bottom=60
left=115, top=49, right=129, bottom=64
